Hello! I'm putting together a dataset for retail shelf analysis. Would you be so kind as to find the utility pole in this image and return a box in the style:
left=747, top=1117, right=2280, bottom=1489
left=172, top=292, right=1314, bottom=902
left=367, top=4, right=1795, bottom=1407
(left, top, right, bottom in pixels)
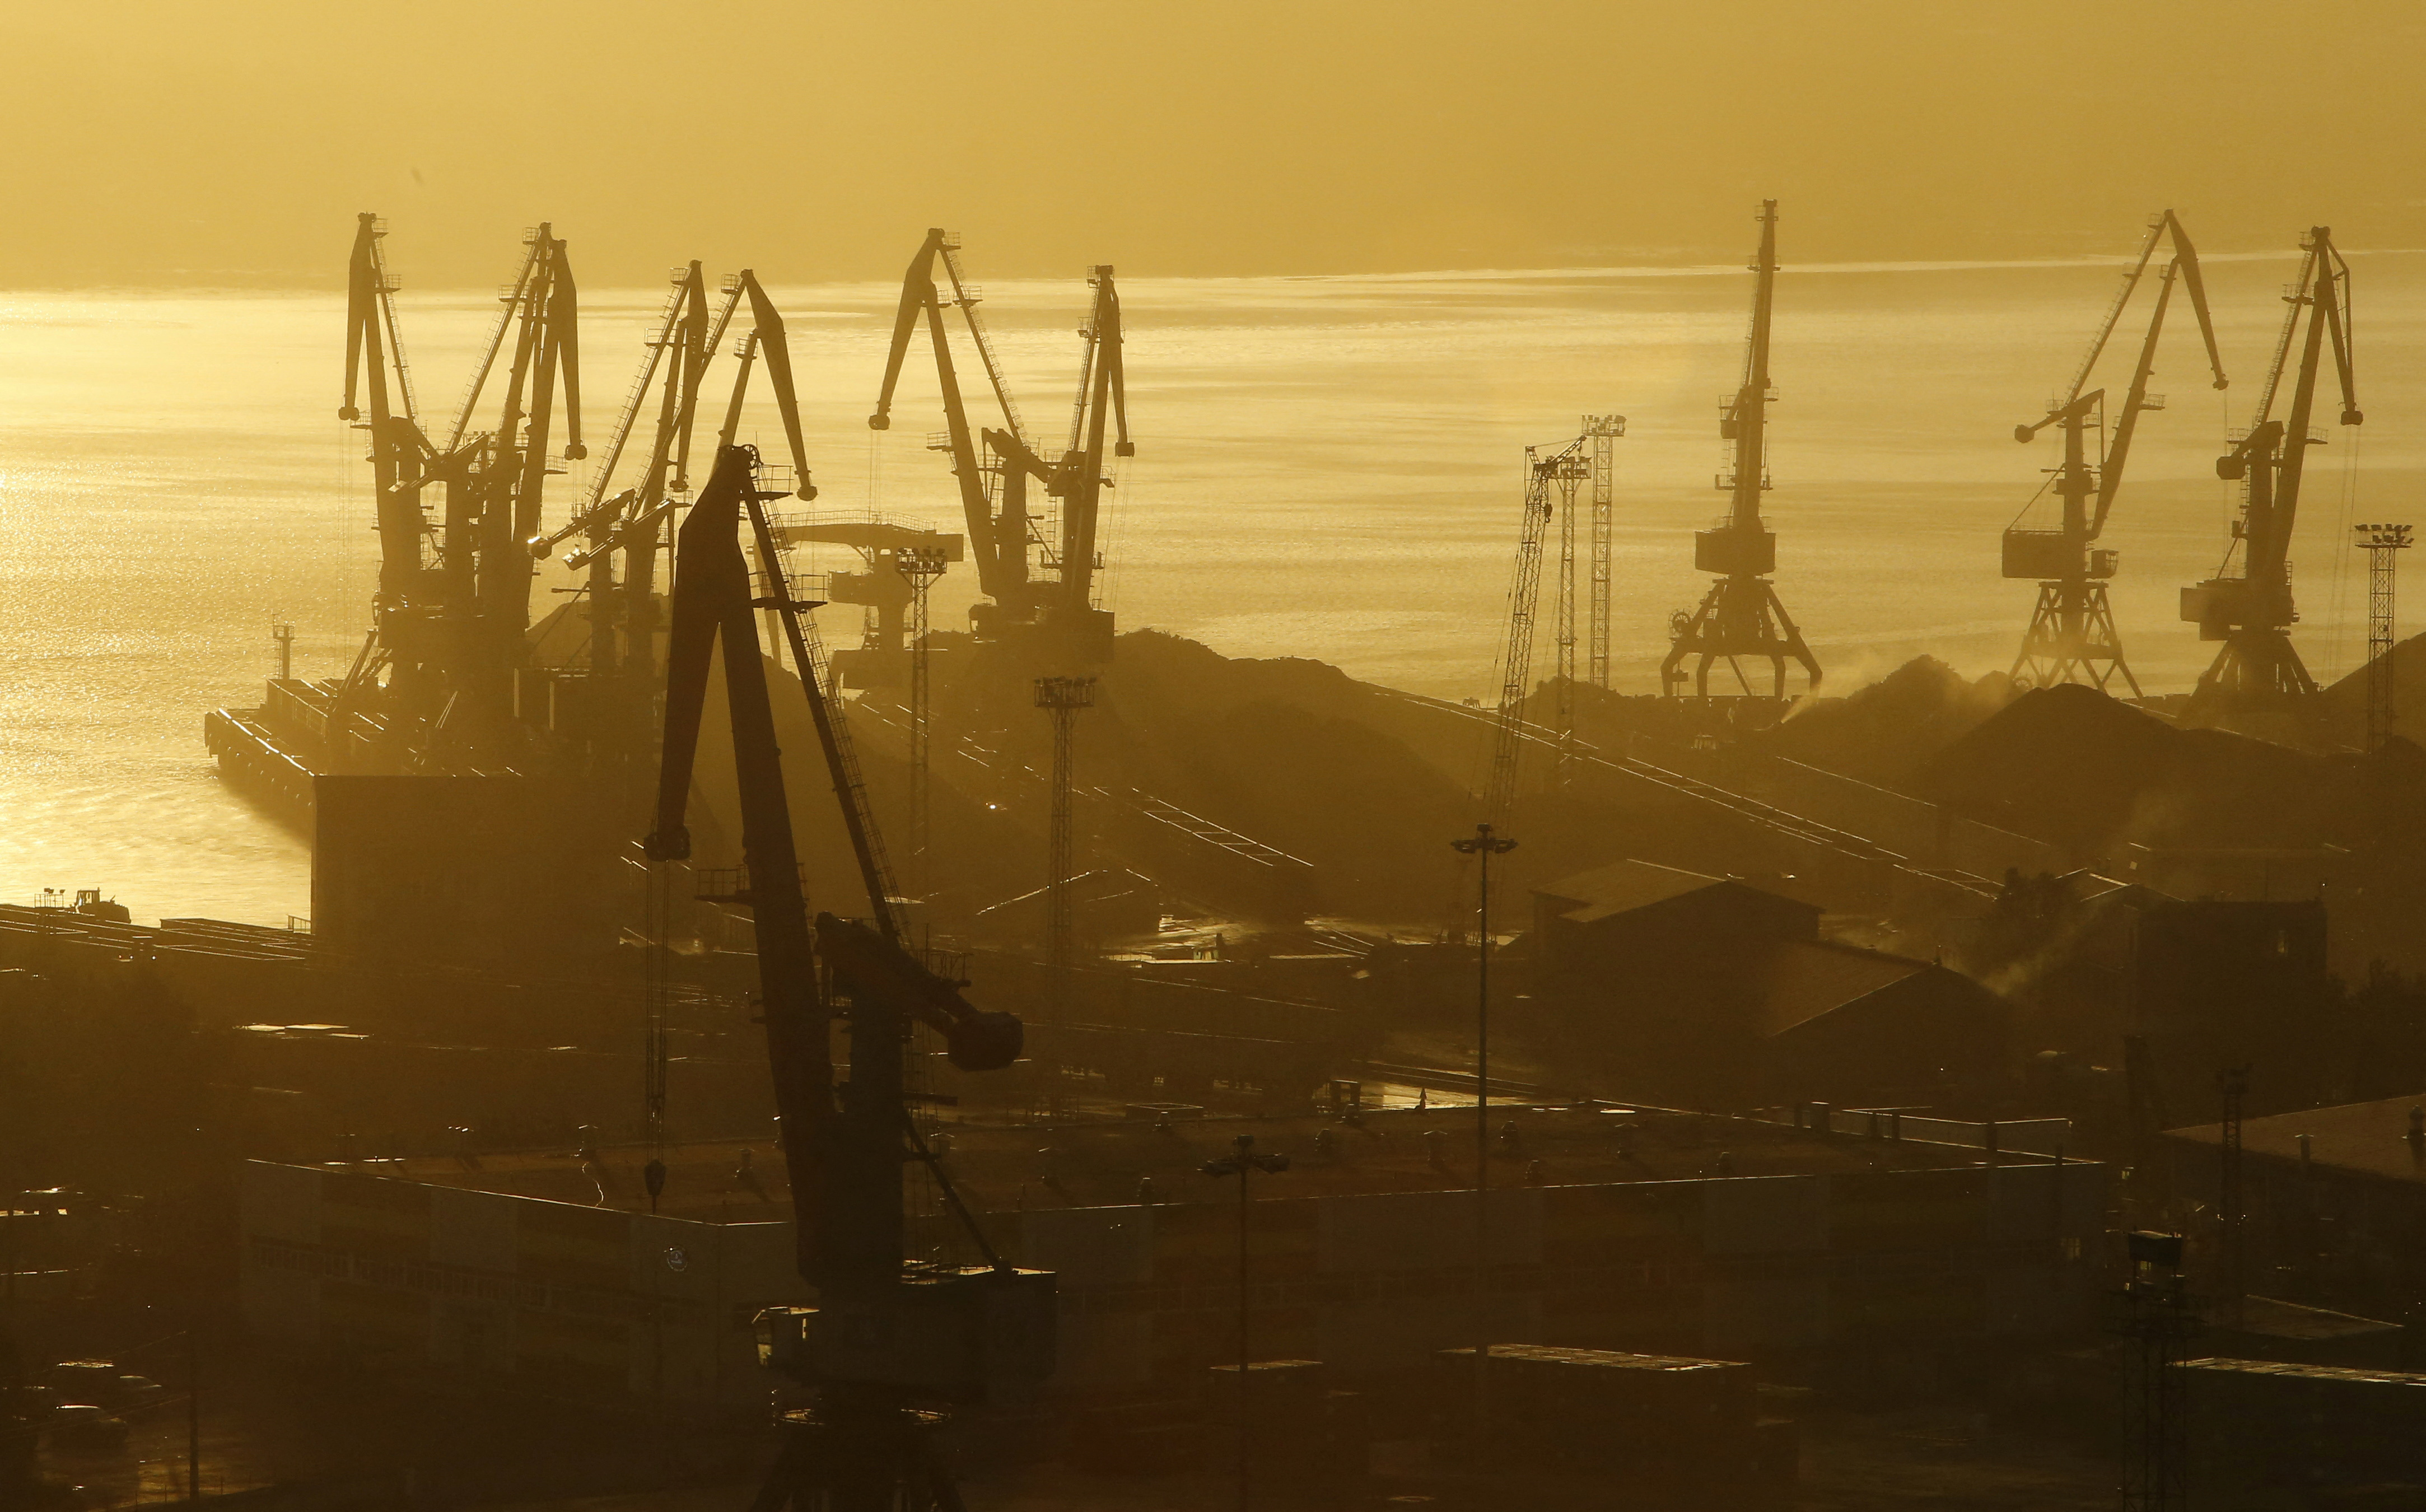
left=1449, top=822, right=1517, bottom=1455
left=186, top=1322, right=199, bottom=1502
left=2357, top=523, right=2411, bottom=750
left=2218, top=1066, right=2248, bottom=1327
left=1202, top=1134, right=1289, bottom=1512
left=1034, top=676, right=1097, bottom=970
left=898, top=547, right=949, bottom=895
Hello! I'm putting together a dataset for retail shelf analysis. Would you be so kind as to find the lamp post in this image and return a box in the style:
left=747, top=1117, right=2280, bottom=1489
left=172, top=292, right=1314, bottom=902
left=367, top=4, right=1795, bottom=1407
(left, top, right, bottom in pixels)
left=1449, top=822, right=1516, bottom=1457
left=1203, top=1132, right=1290, bottom=1512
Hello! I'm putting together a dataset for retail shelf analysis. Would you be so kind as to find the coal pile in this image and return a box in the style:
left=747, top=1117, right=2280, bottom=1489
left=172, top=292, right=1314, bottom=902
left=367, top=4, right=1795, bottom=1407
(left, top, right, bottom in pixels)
left=1910, top=684, right=2332, bottom=857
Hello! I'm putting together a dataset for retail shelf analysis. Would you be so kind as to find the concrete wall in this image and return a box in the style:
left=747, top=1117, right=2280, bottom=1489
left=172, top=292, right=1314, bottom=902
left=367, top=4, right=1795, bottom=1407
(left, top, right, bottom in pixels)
left=997, top=1160, right=2108, bottom=1392
left=242, top=1156, right=2108, bottom=1407
left=239, top=1162, right=801, bottom=1408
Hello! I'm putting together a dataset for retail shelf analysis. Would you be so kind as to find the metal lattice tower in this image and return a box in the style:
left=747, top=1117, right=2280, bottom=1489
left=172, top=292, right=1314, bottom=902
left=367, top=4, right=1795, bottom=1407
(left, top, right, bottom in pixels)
left=1585, top=416, right=1623, bottom=688
left=1034, top=676, right=1097, bottom=970
left=2115, top=1232, right=2198, bottom=1512
left=1552, top=445, right=1580, bottom=791
left=2358, top=523, right=2411, bottom=749
left=898, top=548, right=950, bottom=895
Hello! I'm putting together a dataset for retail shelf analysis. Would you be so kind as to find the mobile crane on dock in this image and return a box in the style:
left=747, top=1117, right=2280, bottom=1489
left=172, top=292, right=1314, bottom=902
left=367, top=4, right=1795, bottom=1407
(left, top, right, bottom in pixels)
left=2004, top=211, right=2226, bottom=694
left=868, top=229, right=1133, bottom=666
left=2181, top=226, right=2362, bottom=718
left=1661, top=200, right=1820, bottom=701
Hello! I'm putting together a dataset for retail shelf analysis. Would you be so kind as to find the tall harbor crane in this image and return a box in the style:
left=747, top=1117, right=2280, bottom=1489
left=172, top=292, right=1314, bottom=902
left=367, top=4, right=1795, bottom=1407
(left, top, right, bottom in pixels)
left=1662, top=200, right=1820, bottom=700
left=868, top=231, right=1133, bottom=664
left=646, top=444, right=1048, bottom=1509
left=335, top=217, right=587, bottom=769
left=2005, top=211, right=2226, bottom=693
left=2181, top=226, right=2362, bottom=711
left=529, top=267, right=819, bottom=778
left=339, top=213, right=432, bottom=610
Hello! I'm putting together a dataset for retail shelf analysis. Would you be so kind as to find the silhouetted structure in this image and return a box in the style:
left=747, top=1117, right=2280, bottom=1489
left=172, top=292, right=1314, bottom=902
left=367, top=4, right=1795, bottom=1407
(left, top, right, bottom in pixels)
left=1521, top=859, right=2007, bottom=1107
left=1035, top=677, right=1098, bottom=970
left=1663, top=201, right=1820, bottom=700
left=2184, top=226, right=2363, bottom=718
left=2004, top=211, right=2225, bottom=694
left=869, top=230, right=1132, bottom=665
left=2357, top=522, right=2411, bottom=750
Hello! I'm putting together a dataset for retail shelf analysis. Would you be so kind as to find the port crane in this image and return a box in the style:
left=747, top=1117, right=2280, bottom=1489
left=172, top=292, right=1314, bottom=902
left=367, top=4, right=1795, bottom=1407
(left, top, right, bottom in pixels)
left=1482, top=417, right=1623, bottom=819
left=646, top=444, right=1049, bottom=1509
left=2004, top=211, right=2227, bottom=694
left=335, top=217, right=586, bottom=768
left=868, top=230, right=1133, bottom=664
left=1662, top=200, right=1820, bottom=700
left=339, top=213, right=433, bottom=611
left=2181, top=226, right=2362, bottom=711
left=528, top=265, right=817, bottom=778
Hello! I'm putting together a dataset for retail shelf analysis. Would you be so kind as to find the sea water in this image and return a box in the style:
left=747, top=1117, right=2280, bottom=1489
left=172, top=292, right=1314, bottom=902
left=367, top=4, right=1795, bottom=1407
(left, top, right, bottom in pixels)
left=2, top=244, right=2419, bottom=922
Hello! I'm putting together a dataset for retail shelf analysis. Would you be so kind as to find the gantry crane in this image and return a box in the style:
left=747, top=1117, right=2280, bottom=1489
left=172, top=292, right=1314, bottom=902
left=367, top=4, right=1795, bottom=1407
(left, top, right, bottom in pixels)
left=646, top=442, right=1049, bottom=1510
left=2181, top=226, right=2362, bottom=711
left=2005, top=212, right=2227, bottom=693
left=1661, top=200, right=1820, bottom=700
left=334, top=217, right=586, bottom=770
left=868, top=231, right=1133, bottom=665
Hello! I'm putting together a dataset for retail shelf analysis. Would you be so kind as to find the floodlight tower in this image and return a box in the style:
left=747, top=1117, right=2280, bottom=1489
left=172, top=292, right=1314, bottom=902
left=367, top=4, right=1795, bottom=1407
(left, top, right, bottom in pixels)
left=2357, top=522, right=2413, bottom=749
left=1034, top=676, right=1097, bottom=970
left=1585, top=414, right=1623, bottom=689
left=898, top=546, right=950, bottom=893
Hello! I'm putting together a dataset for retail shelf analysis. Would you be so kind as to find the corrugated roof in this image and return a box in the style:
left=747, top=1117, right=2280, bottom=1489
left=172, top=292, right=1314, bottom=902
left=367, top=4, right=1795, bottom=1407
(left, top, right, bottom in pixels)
left=1751, top=940, right=1936, bottom=1039
left=1537, top=858, right=1732, bottom=922
left=2170, top=1093, right=2426, bottom=1186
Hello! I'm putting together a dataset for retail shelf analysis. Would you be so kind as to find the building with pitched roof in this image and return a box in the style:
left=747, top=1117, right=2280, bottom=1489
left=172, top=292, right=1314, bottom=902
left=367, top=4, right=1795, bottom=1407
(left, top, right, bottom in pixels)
left=1518, top=860, right=2009, bottom=1110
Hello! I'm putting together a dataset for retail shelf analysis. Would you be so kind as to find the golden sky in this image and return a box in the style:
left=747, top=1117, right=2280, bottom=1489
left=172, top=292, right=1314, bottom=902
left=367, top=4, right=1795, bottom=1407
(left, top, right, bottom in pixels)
left=2, top=0, right=2420, bottom=286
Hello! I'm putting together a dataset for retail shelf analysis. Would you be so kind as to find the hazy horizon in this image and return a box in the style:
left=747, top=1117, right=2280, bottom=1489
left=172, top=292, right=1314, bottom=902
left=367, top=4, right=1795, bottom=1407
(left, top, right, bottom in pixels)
left=5, top=0, right=2423, bottom=288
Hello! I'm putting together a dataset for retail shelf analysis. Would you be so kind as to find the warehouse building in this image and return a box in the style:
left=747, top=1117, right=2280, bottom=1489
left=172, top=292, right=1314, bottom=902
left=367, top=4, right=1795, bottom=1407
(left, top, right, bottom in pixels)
left=240, top=1105, right=2104, bottom=1411
left=1519, top=860, right=2010, bottom=1108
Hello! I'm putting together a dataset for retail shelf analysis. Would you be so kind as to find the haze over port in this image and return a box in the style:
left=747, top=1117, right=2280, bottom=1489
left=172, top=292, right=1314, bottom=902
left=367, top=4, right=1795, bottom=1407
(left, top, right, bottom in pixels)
left=11, top=5, right=2426, bottom=1510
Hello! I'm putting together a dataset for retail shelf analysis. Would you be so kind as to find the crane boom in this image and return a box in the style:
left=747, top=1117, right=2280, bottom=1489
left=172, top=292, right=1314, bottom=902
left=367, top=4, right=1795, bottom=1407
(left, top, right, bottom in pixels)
left=867, top=232, right=1134, bottom=661
left=1725, top=202, right=1777, bottom=531
left=339, top=213, right=434, bottom=604
left=2184, top=226, right=2362, bottom=710
left=1484, top=436, right=1583, bottom=822
left=447, top=227, right=547, bottom=452
left=1055, top=266, right=1132, bottom=617
left=2005, top=212, right=2226, bottom=694
left=646, top=447, right=1043, bottom=1509
left=1662, top=200, right=1819, bottom=699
